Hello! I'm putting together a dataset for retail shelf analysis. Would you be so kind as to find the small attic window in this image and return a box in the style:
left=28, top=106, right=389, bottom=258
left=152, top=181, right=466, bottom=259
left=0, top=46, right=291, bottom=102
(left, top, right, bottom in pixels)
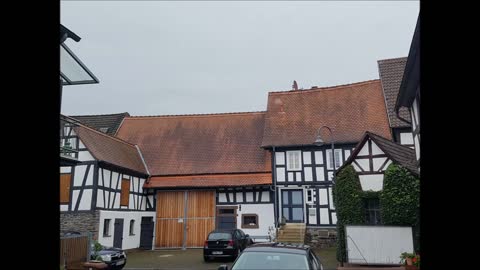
left=99, top=127, right=109, bottom=133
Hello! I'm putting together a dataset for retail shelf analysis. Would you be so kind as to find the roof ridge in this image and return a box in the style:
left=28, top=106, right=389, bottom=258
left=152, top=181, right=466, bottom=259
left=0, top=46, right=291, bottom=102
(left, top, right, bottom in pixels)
left=377, top=56, right=408, bottom=63
left=268, top=79, right=380, bottom=95
left=75, top=121, right=139, bottom=148
left=71, top=112, right=129, bottom=117
left=126, top=111, right=266, bottom=119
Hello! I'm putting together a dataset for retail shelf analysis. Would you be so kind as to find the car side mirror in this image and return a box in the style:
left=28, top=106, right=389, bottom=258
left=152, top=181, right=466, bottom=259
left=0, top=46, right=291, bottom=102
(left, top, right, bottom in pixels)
left=245, top=234, right=249, bottom=237
left=218, top=265, right=228, bottom=270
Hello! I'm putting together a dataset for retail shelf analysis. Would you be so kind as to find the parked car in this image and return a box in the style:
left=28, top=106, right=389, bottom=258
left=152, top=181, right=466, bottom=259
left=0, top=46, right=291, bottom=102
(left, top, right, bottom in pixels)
left=217, top=242, right=324, bottom=270
left=90, top=243, right=127, bottom=270
left=204, top=229, right=253, bottom=261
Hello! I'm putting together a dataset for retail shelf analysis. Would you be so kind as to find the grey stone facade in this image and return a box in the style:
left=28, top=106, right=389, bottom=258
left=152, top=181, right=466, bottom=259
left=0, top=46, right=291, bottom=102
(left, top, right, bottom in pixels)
left=60, top=211, right=100, bottom=240
left=305, top=227, right=337, bottom=248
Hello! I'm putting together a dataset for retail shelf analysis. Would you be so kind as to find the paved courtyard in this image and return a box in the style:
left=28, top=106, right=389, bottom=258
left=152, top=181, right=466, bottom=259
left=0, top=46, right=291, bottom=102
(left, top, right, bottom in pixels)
left=124, top=246, right=337, bottom=270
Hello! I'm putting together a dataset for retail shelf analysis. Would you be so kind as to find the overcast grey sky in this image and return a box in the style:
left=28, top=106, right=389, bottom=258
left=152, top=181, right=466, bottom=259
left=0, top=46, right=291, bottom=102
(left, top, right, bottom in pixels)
left=61, top=1, right=419, bottom=116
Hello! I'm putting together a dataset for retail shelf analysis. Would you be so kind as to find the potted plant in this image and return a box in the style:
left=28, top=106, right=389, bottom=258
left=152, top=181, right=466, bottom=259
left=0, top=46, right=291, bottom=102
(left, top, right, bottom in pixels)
left=400, top=252, right=420, bottom=269
left=84, top=241, right=108, bottom=269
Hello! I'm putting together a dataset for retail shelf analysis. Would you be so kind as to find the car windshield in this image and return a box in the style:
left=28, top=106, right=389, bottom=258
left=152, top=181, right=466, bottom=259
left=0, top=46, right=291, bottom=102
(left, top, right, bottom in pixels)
left=208, top=232, right=232, bottom=240
left=232, top=251, right=309, bottom=270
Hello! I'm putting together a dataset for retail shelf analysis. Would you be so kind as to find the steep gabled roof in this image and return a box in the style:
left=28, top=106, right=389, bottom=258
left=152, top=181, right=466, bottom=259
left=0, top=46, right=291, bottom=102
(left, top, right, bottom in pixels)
left=377, top=57, right=411, bottom=128
left=339, top=131, right=418, bottom=176
left=64, top=115, right=149, bottom=175
left=70, top=112, right=130, bottom=136
left=261, top=80, right=391, bottom=147
left=116, top=112, right=271, bottom=176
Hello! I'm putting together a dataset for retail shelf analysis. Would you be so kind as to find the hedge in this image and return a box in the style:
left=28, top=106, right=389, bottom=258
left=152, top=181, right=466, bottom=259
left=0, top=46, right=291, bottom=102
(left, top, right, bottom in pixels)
left=332, top=165, right=365, bottom=263
left=380, top=163, right=420, bottom=251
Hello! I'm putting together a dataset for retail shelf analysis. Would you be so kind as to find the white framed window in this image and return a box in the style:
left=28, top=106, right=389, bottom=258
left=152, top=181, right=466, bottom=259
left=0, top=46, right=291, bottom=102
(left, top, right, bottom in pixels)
left=286, top=151, right=302, bottom=171
left=305, top=189, right=314, bottom=204
left=326, top=149, right=343, bottom=170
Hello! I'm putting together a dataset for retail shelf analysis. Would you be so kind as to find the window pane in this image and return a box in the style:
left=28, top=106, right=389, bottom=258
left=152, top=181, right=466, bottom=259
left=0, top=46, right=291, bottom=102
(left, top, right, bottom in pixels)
left=292, top=208, right=303, bottom=221
left=282, top=208, right=289, bottom=219
left=282, top=191, right=289, bottom=204
left=291, top=191, right=303, bottom=204
left=335, top=151, right=340, bottom=167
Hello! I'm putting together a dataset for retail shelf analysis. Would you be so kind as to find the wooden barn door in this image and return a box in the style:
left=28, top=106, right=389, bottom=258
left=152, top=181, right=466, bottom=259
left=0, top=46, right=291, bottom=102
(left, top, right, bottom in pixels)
left=155, top=190, right=215, bottom=248
left=185, top=190, right=215, bottom=247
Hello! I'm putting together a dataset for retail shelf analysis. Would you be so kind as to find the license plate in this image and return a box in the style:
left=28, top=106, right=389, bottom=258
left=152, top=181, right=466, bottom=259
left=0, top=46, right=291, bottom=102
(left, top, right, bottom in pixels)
left=116, top=259, right=125, bottom=266
left=212, top=251, right=223, bottom=255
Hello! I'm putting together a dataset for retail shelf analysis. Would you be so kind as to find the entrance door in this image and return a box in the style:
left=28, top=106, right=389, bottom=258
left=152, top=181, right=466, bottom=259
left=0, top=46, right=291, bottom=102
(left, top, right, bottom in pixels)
left=139, top=217, right=154, bottom=250
left=113, top=218, right=124, bottom=248
left=281, top=190, right=304, bottom=223
left=216, top=206, right=237, bottom=230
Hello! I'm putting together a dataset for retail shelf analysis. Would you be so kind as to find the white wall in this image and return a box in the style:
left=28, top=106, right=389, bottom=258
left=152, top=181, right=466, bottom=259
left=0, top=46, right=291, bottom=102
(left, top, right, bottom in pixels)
left=77, top=139, right=95, bottom=162
left=359, top=174, right=384, bottom=191
left=98, top=210, right=156, bottom=250
left=346, top=225, right=414, bottom=264
left=237, top=204, right=275, bottom=241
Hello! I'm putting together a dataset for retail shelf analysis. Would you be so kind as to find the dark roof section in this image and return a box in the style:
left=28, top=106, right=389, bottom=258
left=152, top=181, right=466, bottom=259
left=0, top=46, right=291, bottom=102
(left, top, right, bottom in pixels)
left=71, top=119, right=149, bottom=176
left=396, top=15, right=420, bottom=111
left=116, top=112, right=271, bottom=176
left=261, top=80, right=392, bottom=147
left=377, top=57, right=411, bottom=128
left=60, top=24, right=81, bottom=43
left=70, top=112, right=130, bottom=136
left=339, top=131, right=418, bottom=176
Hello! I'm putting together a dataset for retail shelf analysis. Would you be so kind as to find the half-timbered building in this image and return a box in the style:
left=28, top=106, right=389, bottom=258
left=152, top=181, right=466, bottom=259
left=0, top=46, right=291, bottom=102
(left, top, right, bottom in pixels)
left=60, top=115, right=156, bottom=250
left=115, top=112, right=274, bottom=249
left=260, top=80, right=392, bottom=235
left=396, top=16, right=420, bottom=167
left=377, top=57, right=415, bottom=148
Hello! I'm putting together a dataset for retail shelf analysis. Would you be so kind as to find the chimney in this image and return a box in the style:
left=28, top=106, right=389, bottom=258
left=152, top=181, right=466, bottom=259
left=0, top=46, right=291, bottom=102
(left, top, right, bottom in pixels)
left=292, top=80, right=298, bottom=91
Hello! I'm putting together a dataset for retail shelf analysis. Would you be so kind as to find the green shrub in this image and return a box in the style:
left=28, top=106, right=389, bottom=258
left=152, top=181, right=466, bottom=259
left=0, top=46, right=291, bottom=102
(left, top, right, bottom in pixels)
left=380, top=164, right=420, bottom=251
left=332, top=165, right=365, bottom=263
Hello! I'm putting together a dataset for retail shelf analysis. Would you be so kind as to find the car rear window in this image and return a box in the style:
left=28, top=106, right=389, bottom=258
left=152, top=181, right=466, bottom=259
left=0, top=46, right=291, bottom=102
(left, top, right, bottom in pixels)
left=232, top=252, right=309, bottom=270
left=208, top=232, right=232, bottom=240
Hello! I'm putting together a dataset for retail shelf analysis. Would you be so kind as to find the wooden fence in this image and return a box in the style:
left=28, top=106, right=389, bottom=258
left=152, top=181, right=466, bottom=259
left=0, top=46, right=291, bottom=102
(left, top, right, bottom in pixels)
left=60, top=234, right=90, bottom=269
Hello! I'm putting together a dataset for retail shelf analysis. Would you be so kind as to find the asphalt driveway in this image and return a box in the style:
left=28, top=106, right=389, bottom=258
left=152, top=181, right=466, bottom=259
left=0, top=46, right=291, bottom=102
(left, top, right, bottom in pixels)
left=124, top=246, right=337, bottom=270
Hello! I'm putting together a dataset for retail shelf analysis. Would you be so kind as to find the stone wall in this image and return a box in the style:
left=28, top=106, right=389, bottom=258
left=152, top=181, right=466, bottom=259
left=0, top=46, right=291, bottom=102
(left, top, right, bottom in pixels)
left=305, top=227, right=337, bottom=248
left=60, top=211, right=100, bottom=240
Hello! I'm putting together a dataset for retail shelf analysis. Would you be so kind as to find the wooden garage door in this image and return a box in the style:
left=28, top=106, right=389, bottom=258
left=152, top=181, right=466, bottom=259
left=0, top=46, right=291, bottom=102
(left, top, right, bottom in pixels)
left=156, top=190, right=215, bottom=248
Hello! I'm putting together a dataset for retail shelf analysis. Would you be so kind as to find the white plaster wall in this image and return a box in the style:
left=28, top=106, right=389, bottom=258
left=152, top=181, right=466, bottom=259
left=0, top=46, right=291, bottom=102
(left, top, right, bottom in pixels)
left=98, top=210, right=156, bottom=250
left=319, top=208, right=330, bottom=225
left=111, top=172, right=120, bottom=190
left=276, top=168, right=285, bottom=182
left=328, top=171, right=333, bottom=181
left=356, top=159, right=370, bottom=172
left=85, top=166, right=93, bottom=186
left=246, top=192, right=254, bottom=202
left=72, top=190, right=80, bottom=209
left=97, top=190, right=104, bottom=208
left=237, top=204, right=274, bottom=241
left=78, top=189, right=92, bottom=210
left=381, top=160, right=393, bottom=171
left=370, top=141, right=383, bottom=155
left=275, top=152, right=285, bottom=165
left=352, top=163, right=362, bottom=172
left=236, top=192, right=243, bottom=203
left=358, top=144, right=370, bottom=156
left=314, top=151, right=323, bottom=164
left=304, top=167, right=313, bottom=182
left=303, top=152, right=311, bottom=164
left=328, top=188, right=334, bottom=210
left=296, top=172, right=302, bottom=181
left=344, top=150, right=351, bottom=160
left=319, top=188, right=328, bottom=205
left=101, top=169, right=111, bottom=188
left=414, top=135, right=420, bottom=161
left=331, top=212, right=337, bottom=224
left=219, top=193, right=227, bottom=202
left=73, top=165, right=86, bottom=187
left=113, top=193, right=120, bottom=208
left=61, top=167, right=71, bottom=173
left=359, top=174, right=384, bottom=191
left=261, top=191, right=270, bottom=202
left=129, top=194, right=135, bottom=209
left=400, top=133, right=414, bottom=145
left=286, top=172, right=293, bottom=182
left=373, top=157, right=387, bottom=171
left=316, top=167, right=325, bottom=181
left=60, top=205, right=68, bottom=211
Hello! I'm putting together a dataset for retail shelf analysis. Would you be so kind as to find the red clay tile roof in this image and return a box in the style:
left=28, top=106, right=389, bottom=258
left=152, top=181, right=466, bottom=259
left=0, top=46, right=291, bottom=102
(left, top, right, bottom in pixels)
left=73, top=123, right=149, bottom=175
left=116, top=112, right=271, bottom=176
left=145, top=173, right=272, bottom=188
left=261, top=79, right=392, bottom=147
left=377, top=58, right=411, bottom=128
